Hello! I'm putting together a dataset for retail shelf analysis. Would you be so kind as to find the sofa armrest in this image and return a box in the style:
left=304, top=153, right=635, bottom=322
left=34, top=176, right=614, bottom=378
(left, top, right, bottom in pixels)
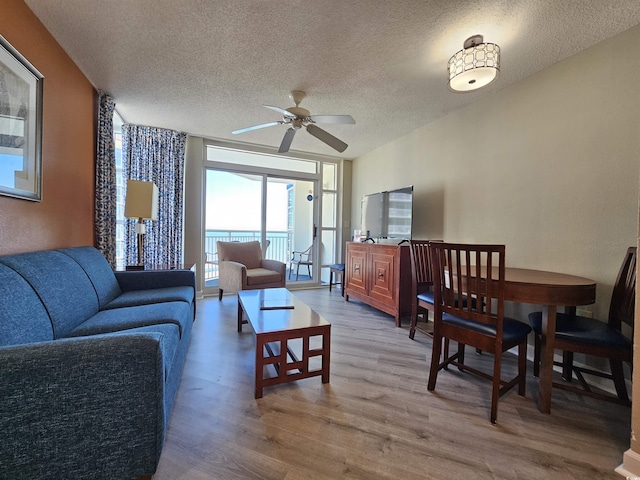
left=115, top=269, right=195, bottom=292
left=261, top=259, right=286, bottom=277
left=0, top=334, right=165, bottom=479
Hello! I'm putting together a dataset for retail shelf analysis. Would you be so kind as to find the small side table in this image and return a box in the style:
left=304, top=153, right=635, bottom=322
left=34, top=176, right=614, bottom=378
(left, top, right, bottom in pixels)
left=329, top=264, right=345, bottom=297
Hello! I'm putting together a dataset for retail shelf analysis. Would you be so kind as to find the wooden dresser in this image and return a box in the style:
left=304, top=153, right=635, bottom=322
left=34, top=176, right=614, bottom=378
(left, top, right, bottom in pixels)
left=344, top=242, right=412, bottom=326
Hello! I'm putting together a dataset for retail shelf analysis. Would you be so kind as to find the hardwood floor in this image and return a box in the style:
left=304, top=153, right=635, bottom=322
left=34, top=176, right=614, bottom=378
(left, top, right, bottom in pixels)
left=152, top=288, right=631, bottom=479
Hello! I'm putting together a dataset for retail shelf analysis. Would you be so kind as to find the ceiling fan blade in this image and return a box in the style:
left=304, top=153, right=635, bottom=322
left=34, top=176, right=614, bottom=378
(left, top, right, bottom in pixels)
left=232, top=121, right=282, bottom=135
left=308, top=114, right=356, bottom=125
left=278, top=128, right=297, bottom=153
left=306, top=124, right=348, bottom=153
left=264, top=105, right=296, bottom=118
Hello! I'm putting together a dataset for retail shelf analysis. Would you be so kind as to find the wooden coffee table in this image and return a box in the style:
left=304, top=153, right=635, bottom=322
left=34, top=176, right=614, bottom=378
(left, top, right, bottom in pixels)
left=237, top=288, right=331, bottom=399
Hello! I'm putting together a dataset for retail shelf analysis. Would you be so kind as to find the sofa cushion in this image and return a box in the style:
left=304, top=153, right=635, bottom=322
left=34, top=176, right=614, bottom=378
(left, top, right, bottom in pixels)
left=102, top=286, right=194, bottom=310
left=58, top=246, right=122, bottom=308
left=0, top=250, right=99, bottom=338
left=0, top=264, right=54, bottom=347
left=110, top=324, right=180, bottom=379
left=246, top=268, right=283, bottom=286
left=65, top=302, right=191, bottom=339
left=217, top=241, right=262, bottom=269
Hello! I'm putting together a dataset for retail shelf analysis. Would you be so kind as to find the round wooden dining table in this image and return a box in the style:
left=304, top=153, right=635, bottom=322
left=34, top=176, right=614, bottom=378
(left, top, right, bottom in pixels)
left=502, top=267, right=596, bottom=413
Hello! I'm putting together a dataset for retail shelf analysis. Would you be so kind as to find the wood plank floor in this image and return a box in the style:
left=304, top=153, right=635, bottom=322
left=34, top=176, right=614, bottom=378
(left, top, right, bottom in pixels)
left=152, top=288, right=631, bottom=480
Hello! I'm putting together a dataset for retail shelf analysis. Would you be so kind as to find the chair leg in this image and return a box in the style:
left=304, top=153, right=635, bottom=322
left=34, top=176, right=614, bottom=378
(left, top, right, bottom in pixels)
left=295, top=264, right=300, bottom=280
left=610, top=359, right=629, bottom=403
left=218, top=289, right=223, bottom=301
left=443, top=338, right=450, bottom=368
left=490, top=351, right=502, bottom=424
left=518, top=341, right=527, bottom=396
left=457, top=343, right=466, bottom=371
left=562, top=351, right=574, bottom=382
left=533, top=333, right=541, bottom=377
left=288, top=264, right=293, bottom=280
left=427, top=333, right=442, bottom=391
left=307, top=264, right=311, bottom=278
left=329, top=271, right=334, bottom=292
left=409, top=303, right=419, bottom=340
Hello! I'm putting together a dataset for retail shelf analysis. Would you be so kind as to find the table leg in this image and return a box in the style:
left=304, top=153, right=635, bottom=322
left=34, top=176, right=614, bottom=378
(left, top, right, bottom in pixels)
left=255, top=334, right=265, bottom=399
left=237, top=298, right=243, bottom=333
left=322, top=325, right=331, bottom=384
left=538, top=304, right=557, bottom=413
left=562, top=306, right=576, bottom=381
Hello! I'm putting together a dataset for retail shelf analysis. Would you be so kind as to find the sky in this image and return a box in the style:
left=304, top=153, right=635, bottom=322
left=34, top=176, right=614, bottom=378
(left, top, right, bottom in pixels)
left=205, top=170, right=290, bottom=231
left=0, top=153, right=21, bottom=188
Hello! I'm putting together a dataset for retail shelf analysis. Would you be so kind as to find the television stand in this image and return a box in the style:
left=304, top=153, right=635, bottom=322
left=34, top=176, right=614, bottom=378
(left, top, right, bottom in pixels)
left=344, top=242, right=412, bottom=327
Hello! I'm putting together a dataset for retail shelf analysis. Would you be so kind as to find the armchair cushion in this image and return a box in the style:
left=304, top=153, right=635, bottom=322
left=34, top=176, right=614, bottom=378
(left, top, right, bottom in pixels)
left=217, top=241, right=262, bottom=269
left=246, top=268, right=284, bottom=286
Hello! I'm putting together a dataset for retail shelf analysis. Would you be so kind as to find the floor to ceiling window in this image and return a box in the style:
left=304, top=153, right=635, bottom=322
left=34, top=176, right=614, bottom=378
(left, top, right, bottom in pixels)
left=202, top=144, right=340, bottom=294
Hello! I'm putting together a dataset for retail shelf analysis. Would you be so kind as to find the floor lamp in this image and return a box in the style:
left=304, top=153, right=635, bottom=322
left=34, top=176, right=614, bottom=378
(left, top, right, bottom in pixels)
left=124, top=179, right=158, bottom=270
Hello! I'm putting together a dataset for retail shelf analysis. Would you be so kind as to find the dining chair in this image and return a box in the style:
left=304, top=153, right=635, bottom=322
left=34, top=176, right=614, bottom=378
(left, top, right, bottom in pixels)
left=528, top=246, right=636, bottom=404
left=428, top=242, right=532, bottom=424
left=289, top=244, right=313, bottom=280
left=408, top=240, right=436, bottom=339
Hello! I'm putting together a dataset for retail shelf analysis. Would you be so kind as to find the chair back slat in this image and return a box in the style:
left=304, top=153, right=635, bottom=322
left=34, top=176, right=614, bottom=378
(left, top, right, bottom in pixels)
left=432, top=243, right=505, bottom=331
left=409, top=240, right=434, bottom=285
left=609, top=247, right=637, bottom=331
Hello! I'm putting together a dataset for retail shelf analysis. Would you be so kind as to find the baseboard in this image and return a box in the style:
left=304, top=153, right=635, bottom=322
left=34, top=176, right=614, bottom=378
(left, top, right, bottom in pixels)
left=616, top=448, right=640, bottom=477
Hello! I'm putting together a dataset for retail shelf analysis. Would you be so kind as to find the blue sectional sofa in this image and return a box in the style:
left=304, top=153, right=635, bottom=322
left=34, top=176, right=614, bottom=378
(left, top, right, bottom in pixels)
left=0, top=246, right=196, bottom=480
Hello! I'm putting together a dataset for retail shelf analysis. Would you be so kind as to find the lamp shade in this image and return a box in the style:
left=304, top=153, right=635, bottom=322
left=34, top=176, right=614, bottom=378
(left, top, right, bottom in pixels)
left=124, top=180, right=158, bottom=220
left=448, top=35, right=500, bottom=93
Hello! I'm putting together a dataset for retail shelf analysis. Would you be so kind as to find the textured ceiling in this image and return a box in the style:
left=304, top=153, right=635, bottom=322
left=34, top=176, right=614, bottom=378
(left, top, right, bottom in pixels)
left=24, top=0, right=640, bottom=159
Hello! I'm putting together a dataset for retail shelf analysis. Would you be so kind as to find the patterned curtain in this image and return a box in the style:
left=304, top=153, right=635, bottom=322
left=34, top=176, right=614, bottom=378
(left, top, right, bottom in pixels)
left=121, top=124, right=187, bottom=266
left=95, top=92, right=117, bottom=266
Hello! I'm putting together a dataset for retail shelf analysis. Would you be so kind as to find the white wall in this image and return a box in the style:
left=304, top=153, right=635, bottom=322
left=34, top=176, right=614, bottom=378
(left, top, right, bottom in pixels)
left=352, top=24, right=640, bottom=321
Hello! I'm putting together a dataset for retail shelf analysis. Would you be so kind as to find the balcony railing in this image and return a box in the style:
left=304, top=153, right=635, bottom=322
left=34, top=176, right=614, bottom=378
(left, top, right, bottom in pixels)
left=203, top=230, right=290, bottom=280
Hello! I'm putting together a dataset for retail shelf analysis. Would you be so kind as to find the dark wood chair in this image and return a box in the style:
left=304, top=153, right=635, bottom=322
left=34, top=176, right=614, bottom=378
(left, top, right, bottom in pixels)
left=329, top=263, right=345, bottom=296
left=528, top=246, right=636, bottom=405
left=408, top=240, right=436, bottom=339
left=289, top=244, right=313, bottom=280
left=428, top=242, right=532, bottom=424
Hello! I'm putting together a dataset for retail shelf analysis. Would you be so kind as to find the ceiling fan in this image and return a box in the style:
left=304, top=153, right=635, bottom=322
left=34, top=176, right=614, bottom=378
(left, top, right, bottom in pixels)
left=232, top=90, right=355, bottom=153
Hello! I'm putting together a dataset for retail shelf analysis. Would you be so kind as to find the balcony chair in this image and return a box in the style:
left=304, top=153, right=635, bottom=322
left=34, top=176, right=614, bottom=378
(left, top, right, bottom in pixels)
left=289, top=244, right=313, bottom=280
left=204, top=251, right=218, bottom=279
left=528, top=246, right=636, bottom=405
left=217, top=241, right=286, bottom=300
left=428, top=242, right=532, bottom=424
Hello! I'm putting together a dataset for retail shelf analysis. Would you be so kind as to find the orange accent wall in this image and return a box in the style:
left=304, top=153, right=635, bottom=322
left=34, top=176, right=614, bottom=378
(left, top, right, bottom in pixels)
left=0, top=1, right=96, bottom=255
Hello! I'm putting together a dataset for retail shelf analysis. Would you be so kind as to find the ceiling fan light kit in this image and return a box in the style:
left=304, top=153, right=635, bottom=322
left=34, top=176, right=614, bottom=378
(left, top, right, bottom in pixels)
left=232, top=90, right=355, bottom=154
left=448, top=35, right=500, bottom=93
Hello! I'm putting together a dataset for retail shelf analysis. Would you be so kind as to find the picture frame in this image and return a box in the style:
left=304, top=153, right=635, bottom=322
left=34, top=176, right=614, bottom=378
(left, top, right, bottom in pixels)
left=0, top=34, right=43, bottom=202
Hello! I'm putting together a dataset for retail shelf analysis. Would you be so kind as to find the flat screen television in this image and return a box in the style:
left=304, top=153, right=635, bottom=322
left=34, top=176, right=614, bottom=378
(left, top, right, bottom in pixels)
left=361, top=185, right=413, bottom=241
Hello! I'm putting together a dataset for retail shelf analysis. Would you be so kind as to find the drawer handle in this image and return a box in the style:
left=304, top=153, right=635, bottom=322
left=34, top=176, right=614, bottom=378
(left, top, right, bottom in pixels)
left=378, top=271, right=384, bottom=278
left=354, top=264, right=360, bottom=272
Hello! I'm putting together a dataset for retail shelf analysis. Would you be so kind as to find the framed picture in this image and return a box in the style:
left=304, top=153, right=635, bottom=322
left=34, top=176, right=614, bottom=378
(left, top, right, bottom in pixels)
left=0, top=34, right=43, bottom=201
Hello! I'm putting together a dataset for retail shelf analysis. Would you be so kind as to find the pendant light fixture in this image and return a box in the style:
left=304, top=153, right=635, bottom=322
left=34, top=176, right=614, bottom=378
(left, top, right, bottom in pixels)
left=448, top=35, right=500, bottom=93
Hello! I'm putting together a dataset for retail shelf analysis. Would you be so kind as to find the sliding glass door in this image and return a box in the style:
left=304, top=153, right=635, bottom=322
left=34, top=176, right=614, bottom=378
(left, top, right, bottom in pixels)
left=203, top=168, right=318, bottom=294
